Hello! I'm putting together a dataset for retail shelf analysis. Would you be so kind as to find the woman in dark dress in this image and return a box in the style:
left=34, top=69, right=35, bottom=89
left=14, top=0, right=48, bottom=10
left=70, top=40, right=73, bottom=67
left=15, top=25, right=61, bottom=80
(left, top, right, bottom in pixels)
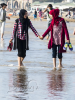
left=9, top=9, right=40, bottom=67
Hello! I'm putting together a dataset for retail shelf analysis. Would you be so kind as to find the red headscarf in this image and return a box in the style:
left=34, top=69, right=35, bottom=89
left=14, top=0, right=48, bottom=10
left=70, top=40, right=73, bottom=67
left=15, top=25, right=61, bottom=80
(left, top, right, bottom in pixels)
left=49, top=9, right=63, bottom=26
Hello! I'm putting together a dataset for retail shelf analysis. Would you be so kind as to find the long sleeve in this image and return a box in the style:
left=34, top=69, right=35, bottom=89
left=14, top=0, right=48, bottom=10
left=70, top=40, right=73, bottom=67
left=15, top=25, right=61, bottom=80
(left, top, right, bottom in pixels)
left=1, top=9, right=3, bottom=19
left=0, top=8, right=3, bottom=21
left=11, top=22, right=17, bottom=40
left=63, top=19, right=69, bottom=40
left=29, top=21, right=39, bottom=37
left=42, top=25, right=51, bottom=38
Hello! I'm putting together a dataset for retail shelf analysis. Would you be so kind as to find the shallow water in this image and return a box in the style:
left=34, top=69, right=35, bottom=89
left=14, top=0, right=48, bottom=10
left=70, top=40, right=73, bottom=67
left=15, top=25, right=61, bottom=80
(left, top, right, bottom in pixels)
left=0, top=18, right=75, bottom=100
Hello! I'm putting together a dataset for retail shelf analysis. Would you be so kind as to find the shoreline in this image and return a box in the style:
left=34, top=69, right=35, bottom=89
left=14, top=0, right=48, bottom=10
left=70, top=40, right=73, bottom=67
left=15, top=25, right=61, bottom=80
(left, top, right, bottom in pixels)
left=10, top=15, right=75, bottom=22
left=5, top=16, right=75, bottom=46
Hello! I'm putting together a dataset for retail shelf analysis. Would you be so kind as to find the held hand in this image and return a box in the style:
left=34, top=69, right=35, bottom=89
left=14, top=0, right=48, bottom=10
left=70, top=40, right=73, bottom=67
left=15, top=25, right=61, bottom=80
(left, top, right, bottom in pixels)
left=38, top=36, right=40, bottom=39
left=8, top=17, right=10, bottom=20
left=73, top=29, right=75, bottom=35
left=67, top=40, right=70, bottom=44
left=9, top=39, right=12, bottom=43
left=39, top=36, right=44, bottom=40
left=73, top=31, right=75, bottom=35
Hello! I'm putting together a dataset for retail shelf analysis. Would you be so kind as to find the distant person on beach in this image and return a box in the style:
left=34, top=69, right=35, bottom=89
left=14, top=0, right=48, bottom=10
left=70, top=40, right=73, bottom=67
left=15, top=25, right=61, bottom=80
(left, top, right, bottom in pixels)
left=34, top=9, right=37, bottom=20
left=66, top=9, right=71, bottom=18
left=43, top=4, right=53, bottom=40
left=72, top=10, right=75, bottom=19
left=0, top=3, right=10, bottom=41
left=13, top=10, right=16, bottom=16
left=9, top=9, right=40, bottom=67
left=39, top=9, right=70, bottom=70
left=60, top=9, right=62, bottom=17
left=39, top=9, right=42, bottom=21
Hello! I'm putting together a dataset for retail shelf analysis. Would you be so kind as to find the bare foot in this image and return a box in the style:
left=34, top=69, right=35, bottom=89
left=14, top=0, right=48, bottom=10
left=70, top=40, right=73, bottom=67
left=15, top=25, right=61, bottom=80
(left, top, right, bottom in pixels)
left=18, top=65, right=21, bottom=67
left=58, top=65, right=62, bottom=71
left=53, top=67, right=57, bottom=71
left=18, top=66, right=25, bottom=71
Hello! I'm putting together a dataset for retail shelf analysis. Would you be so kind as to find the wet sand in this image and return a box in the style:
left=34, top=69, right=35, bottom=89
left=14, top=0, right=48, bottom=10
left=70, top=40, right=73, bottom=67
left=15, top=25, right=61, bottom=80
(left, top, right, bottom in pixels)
left=0, top=18, right=75, bottom=100
left=11, top=15, right=75, bottom=22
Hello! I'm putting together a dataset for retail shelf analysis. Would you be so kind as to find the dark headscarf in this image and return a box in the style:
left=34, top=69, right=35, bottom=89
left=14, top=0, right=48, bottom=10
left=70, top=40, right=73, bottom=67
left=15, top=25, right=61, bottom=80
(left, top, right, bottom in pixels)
left=19, top=9, right=30, bottom=35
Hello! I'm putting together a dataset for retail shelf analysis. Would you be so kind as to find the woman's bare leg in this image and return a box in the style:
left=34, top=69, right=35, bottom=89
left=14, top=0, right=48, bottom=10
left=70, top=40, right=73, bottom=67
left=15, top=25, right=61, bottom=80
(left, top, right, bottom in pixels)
left=1, top=22, right=5, bottom=40
left=58, top=59, right=62, bottom=68
left=53, top=58, right=56, bottom=70
left=18, top=57, right=21, bottom=66
left=1, top=34, right=4, bottom=41
left=58, top=59, right=62, bottom=70
left=21, top=57, right=24, bottom=66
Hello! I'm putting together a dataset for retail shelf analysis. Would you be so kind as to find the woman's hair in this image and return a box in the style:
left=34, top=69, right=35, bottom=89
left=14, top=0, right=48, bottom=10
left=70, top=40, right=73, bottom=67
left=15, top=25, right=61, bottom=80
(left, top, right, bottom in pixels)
left=40, top=9, right=42, bottom=11
left=48, top=4, right=53, bottom=8
left=1, top=3, right=7, bottom=7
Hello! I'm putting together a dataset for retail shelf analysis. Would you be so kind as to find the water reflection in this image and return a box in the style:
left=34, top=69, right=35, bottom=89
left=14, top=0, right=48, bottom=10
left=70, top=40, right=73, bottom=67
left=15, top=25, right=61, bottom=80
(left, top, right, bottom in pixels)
left=47, top=71, right=65, bottom=98
left=11, top=67, right=28, bottom=99
left=14, top=67, right=28, bottom=91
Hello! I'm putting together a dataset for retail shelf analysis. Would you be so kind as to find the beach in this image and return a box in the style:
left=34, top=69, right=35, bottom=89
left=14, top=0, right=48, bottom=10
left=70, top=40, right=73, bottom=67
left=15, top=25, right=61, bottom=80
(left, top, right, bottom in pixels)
left=0, top=17, right=75, bottom=100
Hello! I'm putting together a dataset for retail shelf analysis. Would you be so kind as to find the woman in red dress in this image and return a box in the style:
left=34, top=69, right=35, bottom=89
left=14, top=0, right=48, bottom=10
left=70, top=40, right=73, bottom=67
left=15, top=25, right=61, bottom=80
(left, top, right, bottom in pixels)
left=39, top=9, right=70, bottom=70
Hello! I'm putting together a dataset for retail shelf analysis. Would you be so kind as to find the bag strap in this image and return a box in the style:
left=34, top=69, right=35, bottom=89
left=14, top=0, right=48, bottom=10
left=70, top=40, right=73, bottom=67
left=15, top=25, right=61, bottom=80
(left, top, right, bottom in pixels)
left=16, top=19, right=19, bottom=31
left=13, top=19, right=19, bottom=50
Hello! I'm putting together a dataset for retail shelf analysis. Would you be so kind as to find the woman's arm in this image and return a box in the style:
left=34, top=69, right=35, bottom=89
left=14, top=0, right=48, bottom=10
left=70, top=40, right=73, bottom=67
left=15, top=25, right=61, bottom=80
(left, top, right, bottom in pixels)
left=43, top=8, right=47, bottom=13
left=1, top=9, right=3, bottom=20
left=29, top=21, right=40, bottom=37
left=63, top=19, right=70, bottom=41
